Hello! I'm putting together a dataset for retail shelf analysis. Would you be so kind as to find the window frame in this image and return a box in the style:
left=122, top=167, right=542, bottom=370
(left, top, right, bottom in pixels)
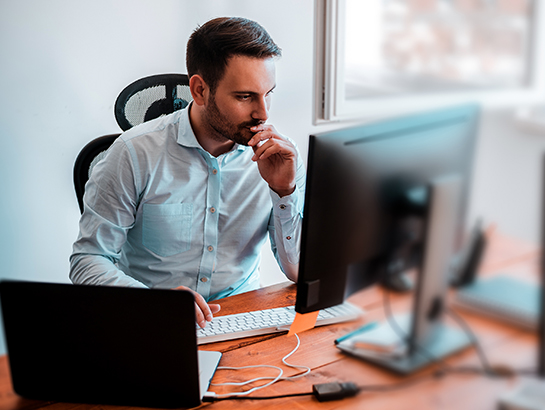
left=315, top=0, right=545, bottom=124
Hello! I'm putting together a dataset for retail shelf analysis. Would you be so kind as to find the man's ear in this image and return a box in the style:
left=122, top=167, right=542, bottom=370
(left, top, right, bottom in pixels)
left=189, top=74, right=208, bottom=106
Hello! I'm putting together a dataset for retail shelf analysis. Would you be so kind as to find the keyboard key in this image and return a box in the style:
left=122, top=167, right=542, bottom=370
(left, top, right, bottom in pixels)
left=196, top=301, right=363, bottom=344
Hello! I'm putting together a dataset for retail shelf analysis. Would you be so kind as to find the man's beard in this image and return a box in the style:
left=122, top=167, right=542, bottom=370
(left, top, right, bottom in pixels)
left=203, top=92, right=263, bottom=146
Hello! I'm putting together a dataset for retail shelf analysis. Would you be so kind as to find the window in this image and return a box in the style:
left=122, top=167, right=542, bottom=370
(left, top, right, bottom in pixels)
left=316, top=0, right=544, bottom=122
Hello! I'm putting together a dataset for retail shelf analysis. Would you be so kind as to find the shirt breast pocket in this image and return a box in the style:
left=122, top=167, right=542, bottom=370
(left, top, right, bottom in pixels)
left=142, top=203, right=193, bottom=257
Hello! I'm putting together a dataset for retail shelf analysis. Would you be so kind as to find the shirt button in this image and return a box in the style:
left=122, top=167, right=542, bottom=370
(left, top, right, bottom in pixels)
left=212, top=169, right=218, bottom=175
left=286, top=236, right=292, bottom=240
left=210, top=207, right=216, bottom=213
left=207, top=246, right=214, bottom=252
left=279, top=204, right=287, bottom=210
left=200, top=277, right=208, bottom=283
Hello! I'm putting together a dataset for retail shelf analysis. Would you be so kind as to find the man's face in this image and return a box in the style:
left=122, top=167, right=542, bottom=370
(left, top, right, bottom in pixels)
left=202, top=55, right=276, bottom=146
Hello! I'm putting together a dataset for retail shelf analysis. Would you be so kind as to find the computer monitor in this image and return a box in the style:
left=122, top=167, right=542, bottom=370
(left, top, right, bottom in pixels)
left=295, top=104, right=480, bottom=373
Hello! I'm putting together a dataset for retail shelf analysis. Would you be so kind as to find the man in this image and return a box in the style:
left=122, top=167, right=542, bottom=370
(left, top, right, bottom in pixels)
left=70, top=17, right=305, bottom=329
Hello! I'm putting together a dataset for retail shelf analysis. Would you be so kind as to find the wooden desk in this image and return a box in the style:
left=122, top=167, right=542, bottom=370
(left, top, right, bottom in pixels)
left=0, top=232, right=540, bottom=410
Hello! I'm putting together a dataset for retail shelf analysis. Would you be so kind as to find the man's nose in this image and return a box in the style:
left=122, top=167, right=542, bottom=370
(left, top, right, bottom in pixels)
left=252, top=96, right=269, bottom=122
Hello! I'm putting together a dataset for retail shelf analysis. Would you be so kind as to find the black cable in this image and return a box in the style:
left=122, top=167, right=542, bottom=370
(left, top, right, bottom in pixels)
left=204, top=370, right=445, bottom=402
left=203, top=391, right=313, bottom=402
left=382, top=288, right=456, bottom=374
left=444, top=307, right=540, bottom=378
left=360, top=371, right=442, bottom=392
left=383, top=285, right=537, bottom=379
left=444, top=306, right=494, bottom=375
left=383, top=287, right=505, bottom=376
left=206, top=288, right=540, bottom=403
left=203, top=375, right=434, bottom=402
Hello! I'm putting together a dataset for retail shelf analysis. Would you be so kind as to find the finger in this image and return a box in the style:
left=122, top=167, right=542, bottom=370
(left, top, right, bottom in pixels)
left=194, top=302, right=206, bottom=328
left=252, top=136, right=296, bottom=161
left=252, top=132, right=293, bottom=153
left=249, top=124, right=271, bottom=134
left=196, top=303, right=220, bottom=328
left=251, top=136, right=280, bottom=155
left=248, top=126, right=276, bottom=146
left=252, top=143, right=283, bottom=161
left=248, top=133, right=272, bottom=148
left=209, top=303, right=221, bottom=314
left=192, top=291, right=213, bottom=326
left=174, top=286, right=213, bottom=328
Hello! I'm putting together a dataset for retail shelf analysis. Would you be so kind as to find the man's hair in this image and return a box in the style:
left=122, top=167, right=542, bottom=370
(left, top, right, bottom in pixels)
left=186, top=17, right=281, bottom=92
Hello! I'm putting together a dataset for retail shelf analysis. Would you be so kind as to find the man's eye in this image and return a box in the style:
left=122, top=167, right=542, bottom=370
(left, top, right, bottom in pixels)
left=238, top=95, right=251, bottom=101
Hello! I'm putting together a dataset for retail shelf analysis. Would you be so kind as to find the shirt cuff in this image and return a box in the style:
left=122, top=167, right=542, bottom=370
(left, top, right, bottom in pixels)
left=269, top=187, right=302, bottom=220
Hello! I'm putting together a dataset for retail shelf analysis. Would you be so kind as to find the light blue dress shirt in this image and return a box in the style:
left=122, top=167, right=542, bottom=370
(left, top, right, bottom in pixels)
left=70, top=106, right=305, bottom=301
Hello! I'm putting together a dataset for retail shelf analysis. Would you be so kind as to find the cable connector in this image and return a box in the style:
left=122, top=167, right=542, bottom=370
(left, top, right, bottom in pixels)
left=312, top=382, right=360, bottom=402
left=202, top=391, right=217, bottom=402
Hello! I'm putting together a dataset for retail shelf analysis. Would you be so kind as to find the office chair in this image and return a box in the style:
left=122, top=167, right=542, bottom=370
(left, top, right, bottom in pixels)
left=114, top=73, right=192, bottom=131
left=73, top=134, right=120, bottom=214
left=74, top=73, right=193, bottom=214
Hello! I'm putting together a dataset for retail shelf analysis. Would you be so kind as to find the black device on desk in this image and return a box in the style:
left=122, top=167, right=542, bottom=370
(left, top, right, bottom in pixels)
left=0, top=281, right=221, bottom=408
left=450, top=218, right=487, bottom=287
left=295, top=104, right=480, bottom=374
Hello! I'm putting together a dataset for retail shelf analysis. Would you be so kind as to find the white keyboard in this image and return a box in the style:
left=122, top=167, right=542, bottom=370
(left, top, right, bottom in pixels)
left=196, top=301, right=363, bottom=344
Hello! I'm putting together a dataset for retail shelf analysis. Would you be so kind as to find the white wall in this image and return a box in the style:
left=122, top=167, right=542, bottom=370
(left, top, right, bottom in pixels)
left=0, top=0, right=316, bottom=355
left=1, top=0, right=544, bottom=357
left=470, top=107, right=545, bottom=244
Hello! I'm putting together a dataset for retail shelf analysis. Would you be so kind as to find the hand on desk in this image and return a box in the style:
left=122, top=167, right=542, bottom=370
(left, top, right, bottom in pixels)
left=173, top=286, right=221, bottom=328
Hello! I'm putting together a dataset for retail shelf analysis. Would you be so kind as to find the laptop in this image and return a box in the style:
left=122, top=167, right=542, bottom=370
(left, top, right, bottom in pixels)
left=0, top=280, right=221, bottom=408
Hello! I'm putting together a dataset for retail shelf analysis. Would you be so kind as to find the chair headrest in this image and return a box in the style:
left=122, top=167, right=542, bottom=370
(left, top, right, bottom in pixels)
left=114, top=74, right=192, bottom=131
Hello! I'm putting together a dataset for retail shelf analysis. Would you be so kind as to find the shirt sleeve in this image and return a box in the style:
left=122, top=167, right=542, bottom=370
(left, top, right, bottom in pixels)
left=69, top=138, right=147, bottom=288
left=267, top=148, right=306, bottom=282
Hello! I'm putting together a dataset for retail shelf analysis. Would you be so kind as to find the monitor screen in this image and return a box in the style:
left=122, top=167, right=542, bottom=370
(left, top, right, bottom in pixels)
left=295, top=104, right=480, bottom=313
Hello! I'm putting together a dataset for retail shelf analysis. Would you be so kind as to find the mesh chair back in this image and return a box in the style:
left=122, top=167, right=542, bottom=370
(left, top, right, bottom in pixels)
left=114, top=74, right=192, bottom=131
left=73, top=134, right=120, bottom=214
left=74, top=74, right=191, bottom=213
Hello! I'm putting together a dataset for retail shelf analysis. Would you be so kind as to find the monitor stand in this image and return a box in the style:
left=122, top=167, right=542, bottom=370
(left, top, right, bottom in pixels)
left=337, top=176, right=472, bottom=374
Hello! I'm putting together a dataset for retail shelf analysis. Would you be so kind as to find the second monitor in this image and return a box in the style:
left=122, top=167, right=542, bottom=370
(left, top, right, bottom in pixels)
left=296, top=104, right=480, bottom=373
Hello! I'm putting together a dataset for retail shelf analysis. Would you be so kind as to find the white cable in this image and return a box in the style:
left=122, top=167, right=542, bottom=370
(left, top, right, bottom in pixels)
left=210, top=365, right=283, bottom=387
left=210, top=366, right=284, bottom=397
left=281, top=333, right=311, bottom=379
left=208, top=333, right=311, bottom=397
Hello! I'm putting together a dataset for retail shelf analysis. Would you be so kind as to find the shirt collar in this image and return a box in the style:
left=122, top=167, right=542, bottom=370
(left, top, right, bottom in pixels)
left=177, top=103, right=248, bottom=153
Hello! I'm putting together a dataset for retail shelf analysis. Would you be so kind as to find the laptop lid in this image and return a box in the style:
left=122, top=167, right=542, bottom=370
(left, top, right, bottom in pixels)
left=0, top=281, right=221, bottom=408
